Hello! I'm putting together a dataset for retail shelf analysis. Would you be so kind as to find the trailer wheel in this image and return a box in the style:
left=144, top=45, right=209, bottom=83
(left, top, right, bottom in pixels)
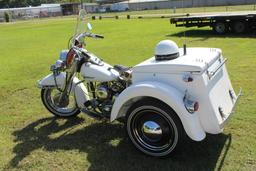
left=126, top=99, right=184, bottom=157
left=232, top=21, right=246, bottom=33
left=213, top=22, right=228, bottom=34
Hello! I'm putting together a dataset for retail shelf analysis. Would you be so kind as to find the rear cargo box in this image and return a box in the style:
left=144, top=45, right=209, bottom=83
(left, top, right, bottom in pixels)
left=132, top=48, right=241, bottom=134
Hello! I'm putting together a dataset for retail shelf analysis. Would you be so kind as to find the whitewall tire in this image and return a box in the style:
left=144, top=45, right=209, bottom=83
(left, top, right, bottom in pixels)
left=41, top=88, right=80, bottom=117
left=126, top=99, right=184, bottom=157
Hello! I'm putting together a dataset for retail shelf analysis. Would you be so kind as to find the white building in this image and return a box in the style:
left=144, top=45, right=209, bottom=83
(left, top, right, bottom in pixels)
left=0, top=4, right=62, bottom=21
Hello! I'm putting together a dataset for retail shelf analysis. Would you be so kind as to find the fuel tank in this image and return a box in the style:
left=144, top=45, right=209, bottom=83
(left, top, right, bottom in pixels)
left=80, top=60, right=120, bottom=82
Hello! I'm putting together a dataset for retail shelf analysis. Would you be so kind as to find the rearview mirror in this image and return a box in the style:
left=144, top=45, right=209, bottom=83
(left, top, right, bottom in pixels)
left=87, top=23, right=92, bottom=30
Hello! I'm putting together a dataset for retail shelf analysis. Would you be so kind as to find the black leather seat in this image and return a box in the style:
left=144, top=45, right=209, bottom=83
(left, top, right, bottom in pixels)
left=113, top=65, right=131, bottom=72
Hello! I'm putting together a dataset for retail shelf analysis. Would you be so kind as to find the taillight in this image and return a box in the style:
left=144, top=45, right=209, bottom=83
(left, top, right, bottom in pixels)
left=193, top=102, right=199, bottom=111
left=183, top=74, right=193, bottom=82
left=183, top=91, right=199, bottom=114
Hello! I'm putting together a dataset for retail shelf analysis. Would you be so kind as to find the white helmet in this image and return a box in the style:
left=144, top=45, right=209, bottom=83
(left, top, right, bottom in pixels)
left=155, top=40, right=179, bottom=60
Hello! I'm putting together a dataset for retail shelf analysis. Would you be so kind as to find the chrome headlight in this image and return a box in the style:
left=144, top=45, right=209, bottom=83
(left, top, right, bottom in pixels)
left=55, top=60, right=65, bottom=68
left=59, top=50, right=69, bottom=62
left=59, top=49, right=76, bottom=69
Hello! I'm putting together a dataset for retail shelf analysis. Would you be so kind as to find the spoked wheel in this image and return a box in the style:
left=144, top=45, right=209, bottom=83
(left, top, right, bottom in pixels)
left=41, top=88, right=80, bottom=117
left=126, top=99, right=184, bottom=157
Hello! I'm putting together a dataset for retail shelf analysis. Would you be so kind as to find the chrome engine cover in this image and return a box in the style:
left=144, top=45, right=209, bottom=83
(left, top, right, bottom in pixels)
left=96, top=85, right=109, bottom=100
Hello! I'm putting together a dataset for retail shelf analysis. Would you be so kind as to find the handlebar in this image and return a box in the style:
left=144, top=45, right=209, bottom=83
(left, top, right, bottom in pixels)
left=72, top=32, right=104, bottom=59
left=73, top=32, right=104, bottom=48
left=93, top=34, right=104, bottom=39
left=77, top=32, right=104, bottom=40
left=87, top=33, right=104, bottom=39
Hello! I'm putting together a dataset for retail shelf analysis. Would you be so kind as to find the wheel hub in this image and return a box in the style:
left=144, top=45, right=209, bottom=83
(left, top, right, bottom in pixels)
left=53, top=93, right=69, bottom=108
left=142, top=121, right=163, bottom=142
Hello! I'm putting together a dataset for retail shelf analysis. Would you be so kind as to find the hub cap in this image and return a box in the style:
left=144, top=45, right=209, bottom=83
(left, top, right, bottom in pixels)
left=129, top=108, right=176, bottom=153
left=142, top=121, right=162, bottom=142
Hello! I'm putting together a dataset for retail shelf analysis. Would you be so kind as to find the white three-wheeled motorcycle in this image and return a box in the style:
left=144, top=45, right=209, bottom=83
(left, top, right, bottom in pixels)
left=37, top=10, right=242, bottom=157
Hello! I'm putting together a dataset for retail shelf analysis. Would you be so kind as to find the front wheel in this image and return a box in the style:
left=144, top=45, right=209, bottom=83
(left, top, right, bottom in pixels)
left=126, top=99, right=184, bottom=157
left=41, top=88, right=80, bottom=117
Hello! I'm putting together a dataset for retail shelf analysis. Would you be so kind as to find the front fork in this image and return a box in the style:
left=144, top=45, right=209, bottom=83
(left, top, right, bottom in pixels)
left=53, top=59, right=78, bottom=107
left=56, top=72, right=72, bottom=107
left=38, top=57, right=88, bottom=109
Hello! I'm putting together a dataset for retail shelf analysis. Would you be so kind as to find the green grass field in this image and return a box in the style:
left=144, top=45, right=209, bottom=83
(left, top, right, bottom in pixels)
left=0, top=8, right=256, bottom=171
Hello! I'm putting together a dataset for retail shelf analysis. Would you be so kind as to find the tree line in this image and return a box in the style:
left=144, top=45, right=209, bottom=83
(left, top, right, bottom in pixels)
left=0, top=0, right=87, bottom=8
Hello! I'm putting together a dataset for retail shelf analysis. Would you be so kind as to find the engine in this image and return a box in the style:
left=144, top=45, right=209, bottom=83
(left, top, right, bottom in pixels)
left=96, top=81, right=124, bottom=100
left=84, top=80, right=126, bottom=118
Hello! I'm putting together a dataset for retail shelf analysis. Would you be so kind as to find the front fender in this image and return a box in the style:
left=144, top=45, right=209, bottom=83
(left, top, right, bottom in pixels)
left=37, top=72, right=89, bottom=108
left=38, top=72, right=66, bottom=89
left=111, top=81, right=206, bottom=141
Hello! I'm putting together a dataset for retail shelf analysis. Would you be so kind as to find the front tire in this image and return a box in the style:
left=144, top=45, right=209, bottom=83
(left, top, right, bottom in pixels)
left=126, top=99, right=184, bottom=157
left=41, top=88, right=80, bottom=117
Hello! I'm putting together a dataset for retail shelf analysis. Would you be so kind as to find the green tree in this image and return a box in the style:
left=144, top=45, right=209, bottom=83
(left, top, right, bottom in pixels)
left=4, top=11, right=10, bottom=22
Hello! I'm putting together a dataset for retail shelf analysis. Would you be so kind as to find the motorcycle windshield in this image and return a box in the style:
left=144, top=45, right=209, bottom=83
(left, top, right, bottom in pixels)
left=72, top=9, right=87, bottom=43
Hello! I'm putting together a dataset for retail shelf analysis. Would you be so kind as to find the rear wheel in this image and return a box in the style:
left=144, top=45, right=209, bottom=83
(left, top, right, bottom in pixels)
left=213, top=22, right=228, bottom=34
left=126, top=99, right=184, bottom=157
left=41, top=88, right=80, bottom=117
left=232, top=21, right=246, bottom=33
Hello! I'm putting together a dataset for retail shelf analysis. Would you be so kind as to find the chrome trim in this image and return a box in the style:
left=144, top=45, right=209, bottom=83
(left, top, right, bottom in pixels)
left=37, top=80, right=56, bottom=89
left=219, top=88, right=242, bottom=128
left=96, top=86, right=109, bottom=99
left=218, top=107, right=225, bottom=120
left=55, top=60, right=65, bottom=68
left=59, top=50, right=69, bottom=61
left=207, top=58, right=227, bottom=79
left=229, top=90, right=236, bottom=101
left=200, top=51, right=221, bottom=73
left=142, top=121, right=163, bottom=137
left=183, top=90, right=197, bottom=114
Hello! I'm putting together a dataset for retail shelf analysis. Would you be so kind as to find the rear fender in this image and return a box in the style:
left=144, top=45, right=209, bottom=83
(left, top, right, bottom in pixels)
left=37, top=72, right=89, bottom=108
left=111, top=81, right=206, bottom=141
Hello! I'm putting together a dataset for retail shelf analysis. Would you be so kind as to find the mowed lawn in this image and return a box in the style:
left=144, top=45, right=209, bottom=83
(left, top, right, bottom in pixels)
left=0, top=16, right=256, bottom=171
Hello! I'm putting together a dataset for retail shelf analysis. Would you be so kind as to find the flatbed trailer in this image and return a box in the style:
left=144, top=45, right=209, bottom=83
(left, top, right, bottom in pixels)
left=170, top=11, right=256, bottom=34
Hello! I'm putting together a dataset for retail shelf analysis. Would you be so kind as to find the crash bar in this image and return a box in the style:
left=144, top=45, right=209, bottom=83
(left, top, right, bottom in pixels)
left=219, top=88, right=243, bottom=129
left=207, top=58, right=227, bottom=79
